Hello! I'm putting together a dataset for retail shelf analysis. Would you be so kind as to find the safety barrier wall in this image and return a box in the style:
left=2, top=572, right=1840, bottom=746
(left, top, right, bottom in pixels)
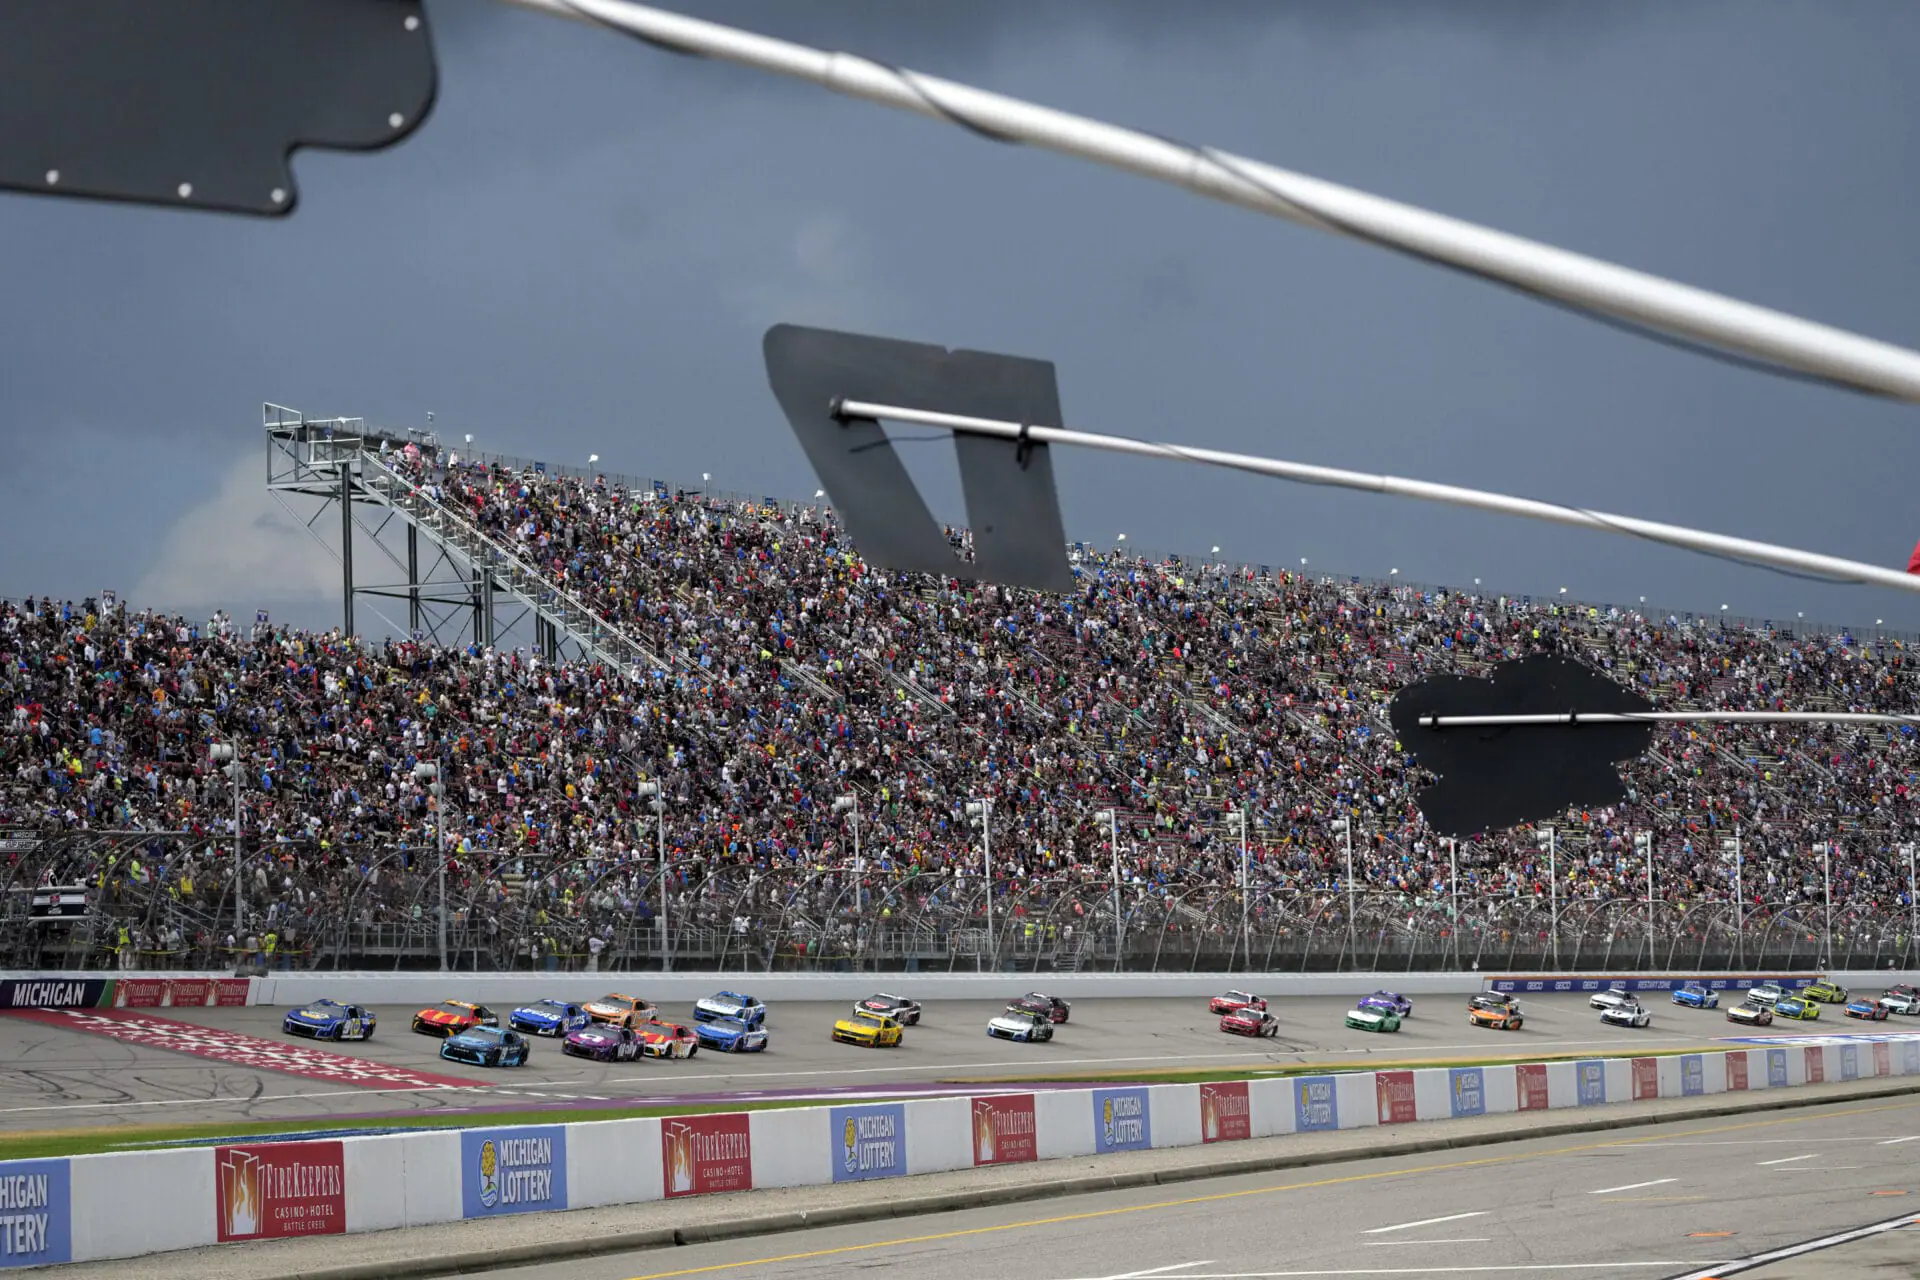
left=11, top=1026, right=1920, bottom=1268
left=2, top=970, right=1888, bottom=1009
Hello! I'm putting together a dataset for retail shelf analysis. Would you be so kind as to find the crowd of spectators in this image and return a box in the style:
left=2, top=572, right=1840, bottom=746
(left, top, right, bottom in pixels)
left=4, top=441, right=1918, bottom=970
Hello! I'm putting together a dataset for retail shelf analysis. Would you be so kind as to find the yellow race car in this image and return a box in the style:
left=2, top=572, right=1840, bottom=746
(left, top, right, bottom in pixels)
left=831, top=1008, right=905, bottom=1047
left=1802, top=980, right=1848, bottom=1004
left=1773, top=995, right=1821, bottom=1020
left=584, top=993, right=656, bottom=1027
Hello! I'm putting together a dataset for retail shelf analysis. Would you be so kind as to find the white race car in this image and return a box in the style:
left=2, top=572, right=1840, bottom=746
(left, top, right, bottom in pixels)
left=1745, top=982, right=1787, bottom=1008
left=692, top=991, right=767, bottom=1028
left=987, top=1010, right=1054, bottom=1042
left=1880, top=984, right=1920, bottom=1016
left=1600, top=1001, right=1653, bottom=1028
left=1589, top=987, right=1636, bottom=1011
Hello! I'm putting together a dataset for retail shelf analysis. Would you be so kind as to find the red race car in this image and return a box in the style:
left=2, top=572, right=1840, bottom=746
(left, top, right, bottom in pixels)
left=1220, top=1007, right=1280, bottom=1037
left=1208, top=990, right=1267, bottom=1015
left=636, top=1018, right=701, bottom=1059
left=410, top=1000, right=498, bottom=1038
left=1007, top=993, right=1072, bottom=1024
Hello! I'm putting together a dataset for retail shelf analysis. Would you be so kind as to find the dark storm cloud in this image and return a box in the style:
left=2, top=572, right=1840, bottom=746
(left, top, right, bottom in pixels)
left=1, top=0, right=1918, bottom=638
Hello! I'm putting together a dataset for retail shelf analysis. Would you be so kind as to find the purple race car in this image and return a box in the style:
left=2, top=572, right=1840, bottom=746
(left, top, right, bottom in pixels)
left=563, top=1023, right=642, bottom=1062
left=1357, top=990, right=1413, bottom=1018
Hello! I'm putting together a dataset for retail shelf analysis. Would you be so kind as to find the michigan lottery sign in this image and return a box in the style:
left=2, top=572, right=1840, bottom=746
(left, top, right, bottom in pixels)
left=831, top=1103, right=905, bottom=1183
left=0, top=1160, right=69, bottom=1270
left=462, top=1127, right=568, bottom=1218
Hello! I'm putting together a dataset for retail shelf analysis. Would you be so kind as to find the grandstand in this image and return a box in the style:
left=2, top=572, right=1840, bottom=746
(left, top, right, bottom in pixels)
left=2, top=405, right=1917, bottom=977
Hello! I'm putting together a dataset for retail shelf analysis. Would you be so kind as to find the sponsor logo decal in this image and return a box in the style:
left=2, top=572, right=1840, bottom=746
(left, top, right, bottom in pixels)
left=1516, top=1062, right=1550, bottom=1112
left=214, top=1141, right=345, bottom=1242
left=1449, top=1067, right=1486, bottom=1118
left=1840, top=1044, right=1860, bottom=1082
left=1873, top=1041, right=1892, bottom=1077
left=831, top=1103, right=906, bottom=1182
left=1375, top=1070, right=1417, bottom=1125
left=1768, top=1048, right=1789, bottom=1088
left=1294, top=1076, right=1337, bottom=1132
left=1092, top=1088, right=1151, bottom=1154
left=0, top=980, right=103, bottom=1010
left=1804, top=1046, right=1826, bottom=1084
left=1201, top=1081, right=1251, bottom=1143
left=1726, top=1051, right=1749, bottom=1091
left=663, top=1113, right=752, bottom=1198
left=1631, top=1057, right=1659, bottom=1101
left=971, top=1094, right=1037, bottom=1166
left=0, top=1159, right=70, bottom=1268
left=461, top=1127, right=566, bottom=1218
left=1681, top=1054, right=1704, bottom=1097
left=1576, top=1060, right=1607, bottom=1106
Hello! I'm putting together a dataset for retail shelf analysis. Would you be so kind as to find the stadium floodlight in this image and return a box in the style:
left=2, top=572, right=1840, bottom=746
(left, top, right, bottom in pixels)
left=209, top=743, right=244, bottom=934
left=412, top=762, right=447, bottom=970
left=1720, top=831, right=1744, bottom=965
left=1328, top=816, right=1356, bottom=954
left=1095, top=808, right=1121, bottom=964
left=1224, top=809, right=1250, bottom=969
left=832, top=794, right=860, bottom=874
left=1633, top=831, right=1656, bottom=966
left=1534, top=826, right=1558, bottom=964
left=965, top=799, right=995, bottom=968
left=635, top=780, right=669, bottom=970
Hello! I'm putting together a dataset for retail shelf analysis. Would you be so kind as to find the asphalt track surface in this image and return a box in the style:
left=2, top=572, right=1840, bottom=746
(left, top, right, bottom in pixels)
left=481, top=1093, right=1920, bottom=1280
left=2, top=992, right=1917, bottom=1135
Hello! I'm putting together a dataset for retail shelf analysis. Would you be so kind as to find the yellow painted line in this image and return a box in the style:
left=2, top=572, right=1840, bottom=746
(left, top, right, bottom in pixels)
left=621, top=1095, right=1920, bottom=1280
left=1688, top=1231, right=1735, bottom=1237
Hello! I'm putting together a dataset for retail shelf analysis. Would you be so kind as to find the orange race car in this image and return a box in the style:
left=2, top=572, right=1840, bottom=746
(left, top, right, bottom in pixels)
left=411, top=1000, right=499, bottom=1037
left=1467, top=995, right=1524, bottom=1031
left=584, top=993, right=657, bottom=1027
left=635, top=1018, right=700, bottom=1059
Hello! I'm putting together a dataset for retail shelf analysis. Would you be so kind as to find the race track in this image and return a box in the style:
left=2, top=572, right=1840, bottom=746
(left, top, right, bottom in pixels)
left=2, top=989, right=1915, bottom=1137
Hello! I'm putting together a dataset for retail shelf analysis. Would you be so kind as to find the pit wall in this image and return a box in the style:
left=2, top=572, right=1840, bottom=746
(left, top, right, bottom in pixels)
left=0, top=970, right=1886, bottom=1011
left=7, top=1024, right=1920, bottom=1267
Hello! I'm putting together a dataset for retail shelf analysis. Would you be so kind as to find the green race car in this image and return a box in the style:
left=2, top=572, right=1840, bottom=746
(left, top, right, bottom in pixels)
left=1803, top=980, right=1848, bottom=1004
left=1345, top=1006, right=1403, bottom=1033
left=1773, top=996, right=1821, bottom=1020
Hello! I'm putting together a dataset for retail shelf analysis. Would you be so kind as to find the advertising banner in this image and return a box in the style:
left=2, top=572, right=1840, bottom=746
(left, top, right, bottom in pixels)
left=1374, top=1071, right=1417, bottom=1125
left=214, top=1141, right=345, bottom=1242
left=0, top=1159, right=70, bottom=1270
left=0, top=979, right=106, bottom=1010
left=663, top=1114, right=752, bottom=1198
left=1516, top=1062, right=1550, bottom=1111
left=1487, top=975, right=1813, bottom=994
left=113, top=979, right=169, bottom=1008
left=1576, top=1060, right=1607, bottom=1106
left=211, top=978, right=252, bottom=1007
left=971, top=1095, right=1037, bottom=1167
left=1804, top=1046, right=1826, bottom=1085
left=1726, top=1052, right=1748, bottom=1091
left=1768, top=1048, right=1789, bottom=1088
left=1293, top=1076, right=1337, bottom=1132
left=1448, top=1066, right=1486, bottom=1119
left=1631, top=1057, right=1659, bottom=1101
left=166, top=979, right=212, bottom=1007
left=1091, top=1088, right=1152, bottom=1154
left=1200, top=1081, right=1251, bottom=1143
left=1873, top=1041, right=1892, bottom=1077
left=831, top=1103, right=906, bottom=1182
left=1840, top=1044, right=1860, bottom=1082
left=461, top=1126, right=568, bottom=1218
left=1904, top=1040, right=1920, bottom=1075
left=1681, top=1054, right=1704, bottom=1097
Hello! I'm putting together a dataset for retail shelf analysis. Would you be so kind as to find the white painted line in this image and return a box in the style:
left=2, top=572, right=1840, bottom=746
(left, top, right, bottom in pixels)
left=1662, top=1209, right=1920, bottom=1280
left=1757, top=1154, right=1817, bottom=1166
left=1069, top=1263, right=1214, bottom=1280
left=1772, top=1166, right=1858, bottom=1171
left=1362, top=1239, right=1490, bottom=1246
left=1591, top=1178, right=1678, bottom=1195
left=1073, top=1265, right=1732, bottom=1277
left=1879, top=1135, right=1920, bottom=1145
left=1363, top=1212, right=1489, bottom=1235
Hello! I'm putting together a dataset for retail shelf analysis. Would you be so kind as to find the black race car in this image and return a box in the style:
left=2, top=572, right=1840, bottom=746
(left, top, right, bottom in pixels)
left=856, top=993, right=923, bottom=1026
left=1007, top=993, right=1071, bottom=1024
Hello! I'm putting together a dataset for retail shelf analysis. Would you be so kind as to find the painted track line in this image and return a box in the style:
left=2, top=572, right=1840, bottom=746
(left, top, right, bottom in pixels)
left=1663, top=1209, right=1920, bottom=1279
left=1363, top=1211, right=1488, bottom=1235
left=1590, top=1178, right=1676, bottom=1194
left=1757, top=1153, right=1816, bottom=1165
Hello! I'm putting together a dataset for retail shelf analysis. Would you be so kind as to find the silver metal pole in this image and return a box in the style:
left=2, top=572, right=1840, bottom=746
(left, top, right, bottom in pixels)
left=1548, top=827, right=1557, bottom=966
left=659, top=802, right=669, bottom=971
left=983, top=799, right=994, bottom=970
left=1240, top=808, right=1250, bottom=973
left=1416, top=710, right=1920, bottom=728
left=1734, top=828, right=1743, bottom=969
left=1909, top=843, right=1916, bottom=968
left=231, top=747, right=244, bottom=937
left=513, top=0, right=1920, bottom=402
left=435, top=792, right=446, bottom=972
left=1823, top=842, right=1832, bottom=969
left=1106, top=810, right=1121, bottom=968
left=1646, top=829, right=1656, bottom=970
left=1448, top=837, right=1459, bottom=970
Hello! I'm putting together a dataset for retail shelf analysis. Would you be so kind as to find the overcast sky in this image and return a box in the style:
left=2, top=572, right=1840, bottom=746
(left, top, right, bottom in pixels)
left=4, top=0, right=1919, bottom=640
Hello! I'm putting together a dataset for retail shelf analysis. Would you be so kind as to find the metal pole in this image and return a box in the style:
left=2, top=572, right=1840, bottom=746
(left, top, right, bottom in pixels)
left=1240, top=808, right=1250, bottom=973
left=1448, top=837, right=1459, bottom=970
left=1548, top=826, right=1558, bottom=967
left=1909, top=843, right=1916, bottom=969
left=659, top=802, right=669, bottom=971
left=1734, top=827, right=1743, bottom=969
left=983, top=799, right=994, bottom=970
left=435, top=787, right=446, bottom=971
left=1646, top=829, right=1656, bottom=970
left=232, top=746, right=243, bottom=936
left=340, top=459, right=354, bottom=636
left=1822, top=842, right=1832, bottom=970
left=1106, top=810, right=1121, bottom=968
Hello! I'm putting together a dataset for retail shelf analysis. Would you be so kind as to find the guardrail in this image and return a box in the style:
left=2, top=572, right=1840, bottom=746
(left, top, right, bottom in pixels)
left=7, top=1028, right=1917, bottom=1268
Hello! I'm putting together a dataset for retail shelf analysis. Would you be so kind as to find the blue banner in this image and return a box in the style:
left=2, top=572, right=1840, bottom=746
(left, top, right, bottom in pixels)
left=1448, top=1067, right=1486, bottom=1118
left=1841, top=1044, right=1860, bottom=1081
left=1681, top=1055, right=1704, bottom=1097
left=1092, top=1088, right=1152, bottom=1153
left=461, top=1126, right=568, bottom=1218
left=1576, top=1060, right=1607, bottom=1106
left=1767, top=1048, right=1789, bottom=1088
left=0, top=1159, right=70, bottom=1269
left=1487, top=975, right=1816, bottom=995
left=831, top=1103, right=906, bottom=1182
left=1294, top=1076, right=1338, bottom=1132
left=1905, top=1041, right=1920, bottom=1075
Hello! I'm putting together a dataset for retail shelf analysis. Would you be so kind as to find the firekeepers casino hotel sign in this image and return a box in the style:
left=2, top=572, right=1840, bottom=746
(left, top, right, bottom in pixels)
left=215, top=1142, right=345, bottom=1243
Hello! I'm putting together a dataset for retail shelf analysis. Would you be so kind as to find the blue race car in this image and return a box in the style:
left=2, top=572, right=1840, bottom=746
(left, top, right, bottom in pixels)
left=693, top=991, right=767, bottom=1029
left=1845, top=996, right=1891, bottom=1021
left=510, top=999, right=591, bottom=1036
left=283, top=999, right=376, bottom=1041
left=1671, top=982, right=1719, bottom=1010
left=1358, top=990, right=1413, bottom=1017
left=694, top=1016, right=770, bottom=1053
left=440, top=1025, right=531, bottom=1067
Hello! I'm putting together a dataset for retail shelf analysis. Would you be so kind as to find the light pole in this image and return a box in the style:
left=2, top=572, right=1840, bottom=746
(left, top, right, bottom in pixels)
left=209, top=743, right=244, bottom=936
left=966, top=798, right=994, bottom=970
left=413, top=762, right=445, bottom=970
left=1535, top=826, right=1557, bottom=964
left=636, top=781, right=668, bottom=970
left=1634, top=830, right=1655, bottom=969
left=1818, top=841, right=1833, bottom=970
left=834, top=794, right=860, bottom=908
left=1906, top=843, right=1917, bottom=968
left=1447, top=837, right=1459, bottom=969
left=1226, top=809, right=1249, bottom=970
left=1720, top=829, right=1743, bottom=969
left=1096, top=808, right=1120, bottom=967
left=1330, top=815, right=1355, bottom=955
